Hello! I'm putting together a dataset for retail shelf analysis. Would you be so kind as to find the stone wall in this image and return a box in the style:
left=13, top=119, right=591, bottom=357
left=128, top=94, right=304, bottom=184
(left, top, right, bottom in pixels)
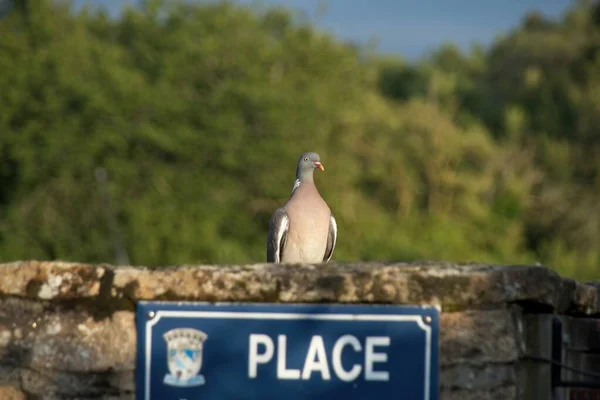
left=0, top=261, right=598, bottom=399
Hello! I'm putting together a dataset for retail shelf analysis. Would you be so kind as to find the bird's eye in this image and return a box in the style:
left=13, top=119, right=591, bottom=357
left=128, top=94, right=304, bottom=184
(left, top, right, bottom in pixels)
left=304, top=157, right=309, bottom=162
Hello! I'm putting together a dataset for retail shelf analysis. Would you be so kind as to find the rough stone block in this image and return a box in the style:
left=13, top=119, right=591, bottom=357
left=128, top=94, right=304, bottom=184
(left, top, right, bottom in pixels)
left=0, top=260, right=598, bottom=400
left=0, top=366, right=21, bottom=387
left=440, top=364, right=516, bottom=390
left=108, top=370, right=135, bottom=393
left=1, top=261, right=598, bottom=315
left=0, top=261, right=104, bottom=299
left=20, top=369, right=120, bottom=397
left=440, top=309, right=519, bottom=366
left=562, top=279, right=599, bottom=315
left=27, top=311, right=135, bottom=372
left=0, top=386, right=26, bottom=400
left=108, top=262, right=599, bottom=314
left=0, top=297, right=135, bottom=374
left=440, top=386, right=516, bottom=400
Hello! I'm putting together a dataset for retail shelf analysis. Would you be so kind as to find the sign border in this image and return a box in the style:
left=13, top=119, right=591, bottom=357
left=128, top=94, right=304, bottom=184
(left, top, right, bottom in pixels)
left=136, top=302, right=439, bottom=400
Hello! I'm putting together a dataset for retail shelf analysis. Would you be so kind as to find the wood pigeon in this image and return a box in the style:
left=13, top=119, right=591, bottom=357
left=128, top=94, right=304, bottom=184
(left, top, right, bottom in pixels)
left=267, top=152, right=337, bottom=263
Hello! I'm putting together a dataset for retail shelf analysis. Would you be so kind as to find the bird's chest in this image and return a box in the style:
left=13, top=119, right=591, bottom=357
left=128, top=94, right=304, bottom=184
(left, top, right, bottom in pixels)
left=283, top=204, right=330, bottom=262
left=291, top=204, right=329, bottom=232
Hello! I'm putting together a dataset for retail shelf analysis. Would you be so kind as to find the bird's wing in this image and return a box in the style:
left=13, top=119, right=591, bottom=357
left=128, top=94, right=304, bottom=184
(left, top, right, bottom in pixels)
left=267, top=208, right=289, bottom=263
left=323, top=214, right=337, bottom=262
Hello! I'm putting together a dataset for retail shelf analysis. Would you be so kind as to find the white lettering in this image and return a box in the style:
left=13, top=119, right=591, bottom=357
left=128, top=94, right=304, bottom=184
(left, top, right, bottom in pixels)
left=277, top=335, right=301, bottom=379
left=249, top=334, right=391, bottom=382
left=332, top=334, right=362, bottom=382
left=365, top=337, right=390, bottom=381
left=301, top=335, right=331, bottom=380
left=248, top=334, right=274, bottom=378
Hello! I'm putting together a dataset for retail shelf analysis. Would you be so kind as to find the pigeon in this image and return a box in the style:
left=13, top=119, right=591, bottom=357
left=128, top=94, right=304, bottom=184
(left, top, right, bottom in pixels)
left=267, top=152, right=337, bottom=263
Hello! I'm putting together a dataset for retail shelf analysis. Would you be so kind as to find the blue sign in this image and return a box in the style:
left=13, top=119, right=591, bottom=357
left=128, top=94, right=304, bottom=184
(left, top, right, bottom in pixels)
left=136, top=302, right=439, bottom=400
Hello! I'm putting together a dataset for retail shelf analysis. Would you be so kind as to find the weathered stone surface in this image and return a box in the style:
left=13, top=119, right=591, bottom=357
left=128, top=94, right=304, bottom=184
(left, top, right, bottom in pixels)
left=109, top=371, right=135, bottom=393
left=585, top=281, right=600, bottom=314
left=119, top=263, right=580, bottom=316
left=33, top=396, right=134, bottom=400
left=109, top=262, right=595, bottom=314
left=559, top=278, right=600, bottom=315
left=0, top=261, right=105, bottom=299
left=0, top=365, right=21, bottom=387
left=0, top=305, right=135, bottom=372
left=20, top=368, right=122, bottom=397
left=98, top=396, right=135, bottom=400
left=110, top=263, right=516, bottom=309
left=1, top=261, right=598, bottom=314
left=0, top=260, right=598, bottom=399
left=440, top=364, right=516, bottom=390
left=29, top=310, right=135, bottom=372
left=0, top=297, right=135, bottom=381
left=440, top=310, right=519, bottom=366
left=0, top=386, right=26, bottom=400
left=440, top=386, right=516, bottom=400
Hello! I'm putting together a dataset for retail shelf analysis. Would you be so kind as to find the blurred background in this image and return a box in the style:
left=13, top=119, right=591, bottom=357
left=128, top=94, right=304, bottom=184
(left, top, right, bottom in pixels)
left=0, top=0, right=598, bottom=281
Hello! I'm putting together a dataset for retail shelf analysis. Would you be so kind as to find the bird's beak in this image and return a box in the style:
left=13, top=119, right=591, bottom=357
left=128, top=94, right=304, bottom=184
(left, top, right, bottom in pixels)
left=314, top=161, right=324, bottom=171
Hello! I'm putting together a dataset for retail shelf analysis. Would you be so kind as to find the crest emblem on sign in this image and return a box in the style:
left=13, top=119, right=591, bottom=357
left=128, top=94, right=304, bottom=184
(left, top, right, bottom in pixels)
left=163, top=328, right=208, bottom=387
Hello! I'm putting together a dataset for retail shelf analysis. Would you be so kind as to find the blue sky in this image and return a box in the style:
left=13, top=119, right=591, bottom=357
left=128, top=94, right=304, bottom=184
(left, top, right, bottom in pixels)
left=73, top=0, right=574, bottom=59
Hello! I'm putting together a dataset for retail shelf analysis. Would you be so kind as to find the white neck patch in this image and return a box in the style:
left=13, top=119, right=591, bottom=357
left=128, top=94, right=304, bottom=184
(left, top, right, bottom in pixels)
left=291, top=179, right=301, bottom=194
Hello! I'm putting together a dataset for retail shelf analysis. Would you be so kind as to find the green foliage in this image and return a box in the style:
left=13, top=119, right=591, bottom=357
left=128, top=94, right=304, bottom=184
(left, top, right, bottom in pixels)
left=0, top=0, right=598, bottom=280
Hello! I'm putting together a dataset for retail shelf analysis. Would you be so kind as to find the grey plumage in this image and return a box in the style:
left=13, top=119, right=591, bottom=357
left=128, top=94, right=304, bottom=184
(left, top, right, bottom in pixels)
left=267, top=152, right=337, bottom=263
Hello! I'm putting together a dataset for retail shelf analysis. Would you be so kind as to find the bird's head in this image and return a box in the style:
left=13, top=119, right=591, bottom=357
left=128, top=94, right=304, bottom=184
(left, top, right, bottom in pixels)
left=296, top=152, right=324, bottom=181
